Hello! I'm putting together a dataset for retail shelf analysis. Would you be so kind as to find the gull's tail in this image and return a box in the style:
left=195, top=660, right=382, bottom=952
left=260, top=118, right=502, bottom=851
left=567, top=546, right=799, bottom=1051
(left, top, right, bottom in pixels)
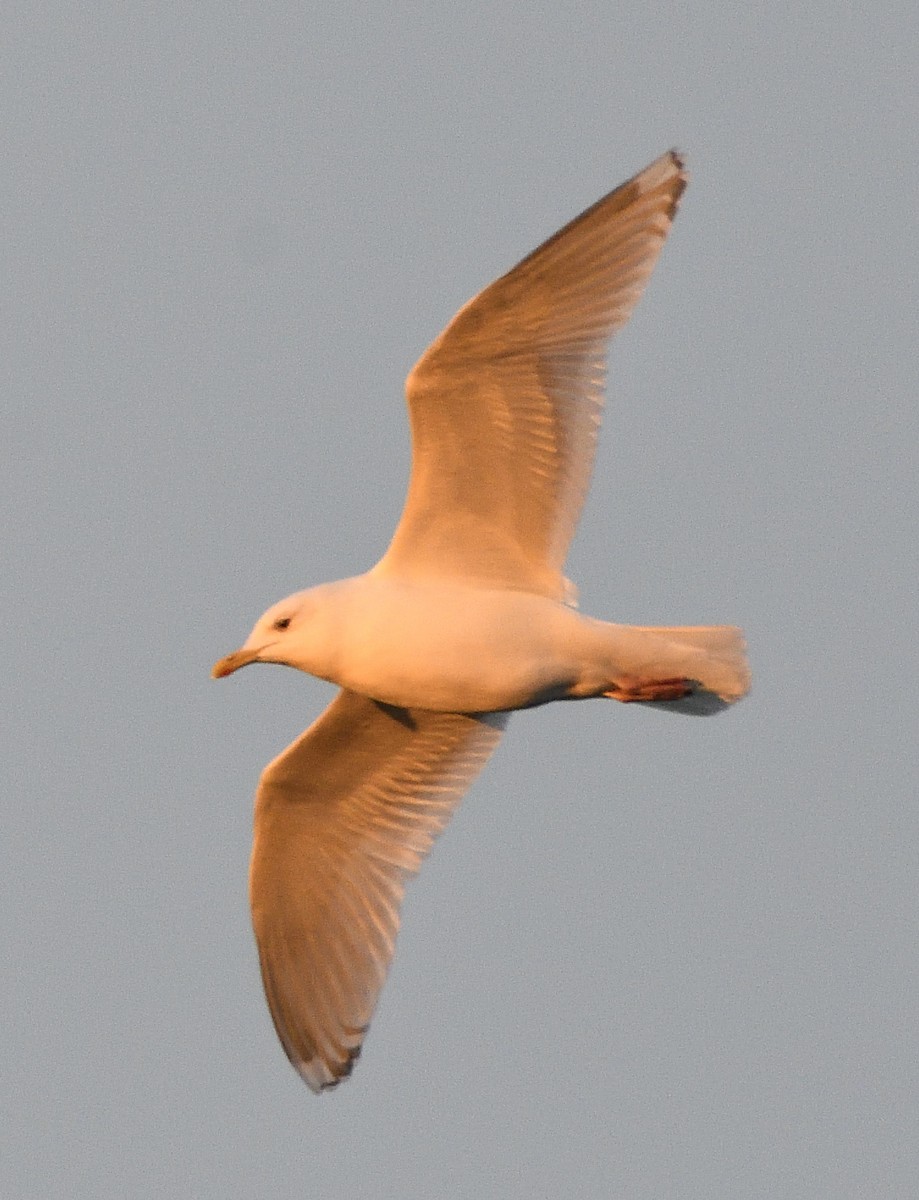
left=608, top=624, right=750, bottom=715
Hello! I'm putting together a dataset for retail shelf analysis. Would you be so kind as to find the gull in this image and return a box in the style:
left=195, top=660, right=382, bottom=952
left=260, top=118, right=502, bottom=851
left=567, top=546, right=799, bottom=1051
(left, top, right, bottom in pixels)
left=212, top=150, right=750, bottom=1092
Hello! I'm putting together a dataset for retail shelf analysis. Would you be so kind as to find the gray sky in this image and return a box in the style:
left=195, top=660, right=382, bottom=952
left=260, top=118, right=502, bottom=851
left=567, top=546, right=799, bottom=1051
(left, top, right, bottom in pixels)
left=5, top=3, right=918, bottom=1197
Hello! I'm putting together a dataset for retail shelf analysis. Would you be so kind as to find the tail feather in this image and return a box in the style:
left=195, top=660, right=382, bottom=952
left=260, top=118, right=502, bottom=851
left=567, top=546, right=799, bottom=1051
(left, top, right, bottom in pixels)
left=627, top=624, right=750, bottom=714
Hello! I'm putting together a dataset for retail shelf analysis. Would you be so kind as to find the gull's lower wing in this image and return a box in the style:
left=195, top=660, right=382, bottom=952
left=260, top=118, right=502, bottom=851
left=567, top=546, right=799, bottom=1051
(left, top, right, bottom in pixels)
left=249, top=689, right=507, bottom=1092
left=376, top=150, right=688, bottom=599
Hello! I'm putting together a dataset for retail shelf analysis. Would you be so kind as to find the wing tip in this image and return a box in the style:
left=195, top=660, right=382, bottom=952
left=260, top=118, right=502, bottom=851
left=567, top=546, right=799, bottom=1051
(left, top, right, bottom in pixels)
left=295, top=1041, right=364, bottom=1094
left=632, top=148, right=689, bottom=214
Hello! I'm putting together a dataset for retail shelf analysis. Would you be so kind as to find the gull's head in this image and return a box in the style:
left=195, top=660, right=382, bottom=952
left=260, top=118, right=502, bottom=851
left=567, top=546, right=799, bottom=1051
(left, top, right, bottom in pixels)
left=212, top=591, right=316, bottom=679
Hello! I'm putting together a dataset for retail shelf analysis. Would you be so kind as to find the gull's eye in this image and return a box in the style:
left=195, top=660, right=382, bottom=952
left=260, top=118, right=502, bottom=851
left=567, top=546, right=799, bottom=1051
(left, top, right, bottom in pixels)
left=273, top=616, right=291, bottom=631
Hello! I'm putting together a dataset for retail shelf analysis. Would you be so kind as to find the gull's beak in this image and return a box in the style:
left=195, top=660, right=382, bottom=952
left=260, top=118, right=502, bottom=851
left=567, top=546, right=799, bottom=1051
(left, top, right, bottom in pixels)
left=211, top=646, right=263, bottom=679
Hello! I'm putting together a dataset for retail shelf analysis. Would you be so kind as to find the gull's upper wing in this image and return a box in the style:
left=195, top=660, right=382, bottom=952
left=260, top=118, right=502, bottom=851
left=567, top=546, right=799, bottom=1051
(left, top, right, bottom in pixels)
left=375, top=150, right=687, bottom=601
left=249, top=688, right=507, bottom=1092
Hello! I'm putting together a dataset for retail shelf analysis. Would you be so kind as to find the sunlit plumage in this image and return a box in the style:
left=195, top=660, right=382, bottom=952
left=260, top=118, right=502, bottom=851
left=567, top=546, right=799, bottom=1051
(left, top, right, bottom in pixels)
left=213, top=151, right=750, bottom=1092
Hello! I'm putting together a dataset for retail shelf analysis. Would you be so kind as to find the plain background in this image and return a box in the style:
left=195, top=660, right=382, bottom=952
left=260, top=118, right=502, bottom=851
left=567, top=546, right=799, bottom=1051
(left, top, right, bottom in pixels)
left=4, top=3, right=918, bottom=1197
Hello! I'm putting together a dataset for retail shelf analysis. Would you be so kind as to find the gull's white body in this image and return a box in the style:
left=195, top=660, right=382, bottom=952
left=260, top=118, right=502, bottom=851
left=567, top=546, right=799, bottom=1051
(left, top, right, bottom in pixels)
left=213, top=151, right=750, bottom=1092
left=260, top=575, right=746, bottom=713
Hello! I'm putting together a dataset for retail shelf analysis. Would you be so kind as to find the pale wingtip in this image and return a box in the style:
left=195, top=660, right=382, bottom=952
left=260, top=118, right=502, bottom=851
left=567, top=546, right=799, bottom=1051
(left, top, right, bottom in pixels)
left=638, top=147, right=688, bottom=188
left=293, top=1042, right=362, bottom=1094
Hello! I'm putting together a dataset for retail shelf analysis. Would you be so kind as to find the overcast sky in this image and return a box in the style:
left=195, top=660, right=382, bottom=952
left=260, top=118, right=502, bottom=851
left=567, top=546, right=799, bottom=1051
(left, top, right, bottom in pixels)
left=5, top=3, right=918, bottom=1197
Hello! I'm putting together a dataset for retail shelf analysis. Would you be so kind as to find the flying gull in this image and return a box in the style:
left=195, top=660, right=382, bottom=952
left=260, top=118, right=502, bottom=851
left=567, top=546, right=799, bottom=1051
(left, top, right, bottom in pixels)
left=213, top=150, right=750, bottom=1092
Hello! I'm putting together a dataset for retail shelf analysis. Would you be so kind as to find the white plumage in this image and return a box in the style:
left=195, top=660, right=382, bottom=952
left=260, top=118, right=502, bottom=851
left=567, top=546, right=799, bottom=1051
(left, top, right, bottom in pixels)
left=213, top=151, right=750, bottom=1091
